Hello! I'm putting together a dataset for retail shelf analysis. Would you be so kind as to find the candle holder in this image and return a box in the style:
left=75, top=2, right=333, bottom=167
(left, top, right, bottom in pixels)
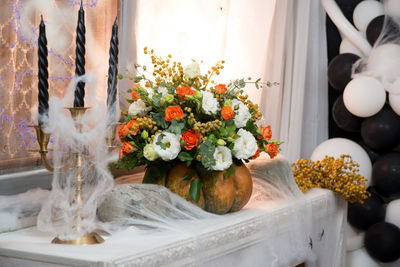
left=31, top=107, right=118, bottom=245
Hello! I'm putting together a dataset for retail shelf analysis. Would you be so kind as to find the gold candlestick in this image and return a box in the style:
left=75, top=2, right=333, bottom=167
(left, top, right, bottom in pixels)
left=31, top=107, right=113, bottom=245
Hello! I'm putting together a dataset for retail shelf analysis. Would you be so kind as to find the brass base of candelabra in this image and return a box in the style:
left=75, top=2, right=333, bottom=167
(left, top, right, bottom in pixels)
left=51, top=232, right=104, bottom=245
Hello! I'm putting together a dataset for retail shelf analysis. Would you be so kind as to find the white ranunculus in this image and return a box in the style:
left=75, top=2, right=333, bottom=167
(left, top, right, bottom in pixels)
left=211, top=146, right=233, bottom=171
left=231, top=99, right=251, bottom=128
left=157, top=86, right=168, bottom=96
left=201, top=91, right=220, bottom=115
left=152, top=132, right=181, bottom=161
left=143, top=144, right=158, bottom=161
left=232, top=129, right=258, bottom=159
left=128, top=99, right=151, bottom=116
left=184, top=62, right=201, bottom=80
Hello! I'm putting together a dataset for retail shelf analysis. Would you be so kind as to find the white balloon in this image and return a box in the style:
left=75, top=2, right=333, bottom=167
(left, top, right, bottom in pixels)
left=389, top=93, right=400, bottom=116
left=387, top=0, right=400, bottom=17
left=387, top=78, right=400, bottom=95
left=343, top=76, right=386, bottom=117
left=340, top=38, right=364, bottom=57
left=346, top=248, right=380, bottom=267
left=385, top=199, right=400, bottom=228
left=367, top=43, right=400, bottom=84
left=310, top=138, right=372, bottom=187
left=346, top=222, right=364, bottom=252
left=353, top=0, right=384, bottom=32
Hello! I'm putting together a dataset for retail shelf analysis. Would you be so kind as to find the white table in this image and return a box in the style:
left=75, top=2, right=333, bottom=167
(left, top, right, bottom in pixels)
left=0, top=189, right=346, bottom=267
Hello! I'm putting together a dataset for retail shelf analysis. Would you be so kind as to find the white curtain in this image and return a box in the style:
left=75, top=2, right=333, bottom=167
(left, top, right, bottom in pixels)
left=119, top=0, right=328, bottom=162
left=261, top=0, right=329, bottom=163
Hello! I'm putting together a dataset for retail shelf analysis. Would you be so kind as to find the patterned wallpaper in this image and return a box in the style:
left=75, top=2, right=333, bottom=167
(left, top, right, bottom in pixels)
left=0, top=0, right=117, bottom=173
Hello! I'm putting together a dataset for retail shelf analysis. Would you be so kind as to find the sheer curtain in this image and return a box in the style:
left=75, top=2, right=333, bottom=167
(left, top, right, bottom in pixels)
left=261, top=0, right=329, bottom=162
left=119, top=0, right=328, bottom=163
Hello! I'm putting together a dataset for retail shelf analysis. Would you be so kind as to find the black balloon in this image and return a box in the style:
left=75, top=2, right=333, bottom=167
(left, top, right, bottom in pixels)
left=348, top=192, right=385, bottom=231
left=332, top=95, right=363, bottom=132
left=364, top=222, right=400, bottom=263
left=328, top=53, right=360, bottom=91
left=372, top=152, right=400, bottom=198
left=361, top=107, right=400, bottom=151
left=366, top=16, right=400, bottom=46
left=359, top=141, right=381, bottom=164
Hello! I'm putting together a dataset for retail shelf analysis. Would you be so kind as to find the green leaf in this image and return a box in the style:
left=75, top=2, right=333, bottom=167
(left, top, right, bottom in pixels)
left=226, top=124, right=236, bottom=136
left=153, top=113, right=168, bottom=129
left=255, top=83, right=259, bottom=89
left=179, top=170, right=196, bottom=181
left=199, top=141, right=216, bottom=169
left=189, top=178, right=203, bottom=203
left=246, top=119, right=258, bottom=133
left=212, top=173, right=218, bottom=186
left=224, top=165, right=236, bottom=179
left=255, top=78, right=261, bottom=83
left=178, top=152, right=193, bottom=162
left=219, top=127, right=228, bottom=137
left=156, top=134, right=167, bottom=150
left=168, top=120, right=185, bottom=135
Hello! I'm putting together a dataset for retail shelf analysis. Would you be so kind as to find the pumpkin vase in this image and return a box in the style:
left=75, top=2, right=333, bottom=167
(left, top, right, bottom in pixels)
left=143, top=163, right=252, bottom=214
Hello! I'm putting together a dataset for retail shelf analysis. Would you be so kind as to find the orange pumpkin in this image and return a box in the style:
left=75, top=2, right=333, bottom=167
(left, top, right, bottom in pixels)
left=143, top=163, right=252, bottom=214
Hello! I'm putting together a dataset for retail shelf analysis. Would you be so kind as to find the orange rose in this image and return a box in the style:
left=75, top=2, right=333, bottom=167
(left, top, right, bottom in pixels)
left=176, top=86, right=195, bottom=99
left=252, top=146, right=260, bottom=160
left=215, top=84, right=227, bottom=94
left=221, top=106, right=234, bottom=120
left=165, top=106, right=184, bottom=122
left=131, top=90, right=140, bottom=101
left=182, top=129, right=202, bottom=150
left=127, top=120, right=140, bottom=135
left=265, top=143, right=278, bottom=159
left=258, top=125, right=272, bottom=140
left=119, top=142, right=134, bottom=159
left=118, top=125, right=130, bottom=139
left=145, top=81, right=152, bottom=87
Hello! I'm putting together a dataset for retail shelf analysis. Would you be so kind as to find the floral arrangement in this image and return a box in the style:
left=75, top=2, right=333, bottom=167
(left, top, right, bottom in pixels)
left=292, top=155, right=370, bottom=203
left=116, top=48, right=281, bottom=201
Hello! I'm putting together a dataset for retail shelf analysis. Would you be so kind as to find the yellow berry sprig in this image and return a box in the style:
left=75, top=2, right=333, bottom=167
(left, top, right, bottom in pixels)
left=292, top=155, right=370, bottom=203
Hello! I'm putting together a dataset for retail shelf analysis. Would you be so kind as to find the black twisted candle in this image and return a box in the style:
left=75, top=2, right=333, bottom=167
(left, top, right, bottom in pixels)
left=106, top=17, right=119, bottom=122
left=73, top=0, right=86, bottom=108
left=38, top=15, right=49, bottom=125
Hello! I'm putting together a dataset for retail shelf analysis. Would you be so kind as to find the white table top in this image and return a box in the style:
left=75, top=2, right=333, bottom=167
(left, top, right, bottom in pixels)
left=0, top=189, right=345, bottom=267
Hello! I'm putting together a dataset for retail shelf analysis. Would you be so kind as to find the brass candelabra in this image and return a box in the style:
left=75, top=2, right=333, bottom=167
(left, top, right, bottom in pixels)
left=31, top=107, right=118, bottom=245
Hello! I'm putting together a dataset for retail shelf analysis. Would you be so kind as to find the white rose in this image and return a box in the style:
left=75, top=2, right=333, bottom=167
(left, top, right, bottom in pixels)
left=201, top=91, right=220, bottom=115
left=184, top=62, right=201, bottom=80
left=152, top=132, right=181, bottom=161
left=232, top=129, right=258, bottom=159
left=211, top=146, right=233, bottom=171
left=128, top=99, right=152, bottom=116
left=231, top=99, right=251, bottom=128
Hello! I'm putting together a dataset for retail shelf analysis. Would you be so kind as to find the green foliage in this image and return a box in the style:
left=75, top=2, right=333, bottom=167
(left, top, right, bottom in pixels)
left=153, top=112, right=168, bottom=128
left=224, top=165, right=236, bottom=179
left=189, top=178, right=203, bottom=203
left=178, top=152, right=193, bottom=162
left=199, top=140, right=216, bottom=169
left=168, top=120, right=185, bottom=135
left=179, top=170, right=196, bottom=182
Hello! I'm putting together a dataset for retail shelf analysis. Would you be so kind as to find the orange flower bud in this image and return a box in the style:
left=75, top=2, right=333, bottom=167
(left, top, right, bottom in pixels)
left=215, top=84, right=227, bottom=94
left=165, top=106, right=184, bottom=122
left=221, top=106, right=234, bottom=120
left=181, top=129, right=202, bottom=150
left=265, top=143, right=278, bottom=159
